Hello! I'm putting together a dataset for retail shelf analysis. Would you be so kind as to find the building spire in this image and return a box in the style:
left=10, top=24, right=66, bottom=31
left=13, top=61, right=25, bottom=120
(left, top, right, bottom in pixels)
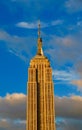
left=37, top=21, right=44, bottom=56
left=38, top=20, right=41, bottom=38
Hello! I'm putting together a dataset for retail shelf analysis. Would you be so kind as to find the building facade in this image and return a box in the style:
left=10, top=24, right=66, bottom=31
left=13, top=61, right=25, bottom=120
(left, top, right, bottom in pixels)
left=27, top=23, right=56, bottom=130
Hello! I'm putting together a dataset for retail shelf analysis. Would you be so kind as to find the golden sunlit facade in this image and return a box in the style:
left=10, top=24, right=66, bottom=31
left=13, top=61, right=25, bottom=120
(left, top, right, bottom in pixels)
left=27, top=23, right=56, bottom=130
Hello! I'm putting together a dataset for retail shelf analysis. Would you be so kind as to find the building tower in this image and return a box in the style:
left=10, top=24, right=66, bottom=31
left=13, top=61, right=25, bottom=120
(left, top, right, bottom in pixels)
left=27, top=23, right=56, bottom=130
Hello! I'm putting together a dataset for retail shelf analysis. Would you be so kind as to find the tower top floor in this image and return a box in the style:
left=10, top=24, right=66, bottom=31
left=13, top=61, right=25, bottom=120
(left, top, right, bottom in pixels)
left=30, top=22, right=50, bottom=68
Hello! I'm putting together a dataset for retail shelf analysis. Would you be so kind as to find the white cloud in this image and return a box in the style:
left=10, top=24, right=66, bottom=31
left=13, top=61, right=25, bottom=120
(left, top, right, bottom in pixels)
left=52, top=70, right=82, bottom=92
left=16, top=22, right=38, bottom=29
left=16, top=20, right=63, bottom=29
left=5, top=93, right=26, bottom=100
left=52, top=70, right=79, bottom=81
left=16, top=21, right=48, bottom=29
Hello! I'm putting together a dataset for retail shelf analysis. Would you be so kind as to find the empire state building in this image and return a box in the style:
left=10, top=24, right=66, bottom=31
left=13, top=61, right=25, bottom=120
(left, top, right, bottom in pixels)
left=27, top=23, right=56, bottom=130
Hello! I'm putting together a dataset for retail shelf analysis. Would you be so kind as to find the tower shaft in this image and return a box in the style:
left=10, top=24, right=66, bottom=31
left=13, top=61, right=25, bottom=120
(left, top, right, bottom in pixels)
left=27, top=57, right=56, bottom=130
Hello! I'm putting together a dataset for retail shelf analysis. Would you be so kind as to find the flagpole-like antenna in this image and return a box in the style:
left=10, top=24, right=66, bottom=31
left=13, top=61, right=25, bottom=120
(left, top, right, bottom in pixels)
left=38, top=20, right=41, bottom=38
left=37, top=20, right=44, bottom=55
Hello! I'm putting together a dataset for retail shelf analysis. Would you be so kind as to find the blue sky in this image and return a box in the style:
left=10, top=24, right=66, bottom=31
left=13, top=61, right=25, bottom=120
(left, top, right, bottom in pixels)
left=0, top=0, right=82, bottom=130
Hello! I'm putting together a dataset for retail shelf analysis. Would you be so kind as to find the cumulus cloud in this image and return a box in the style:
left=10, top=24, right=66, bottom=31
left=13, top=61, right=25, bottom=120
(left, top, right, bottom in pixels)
left=0, top=93, right=26, bottom=120
left=55, top=96, right=82, bottom=119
